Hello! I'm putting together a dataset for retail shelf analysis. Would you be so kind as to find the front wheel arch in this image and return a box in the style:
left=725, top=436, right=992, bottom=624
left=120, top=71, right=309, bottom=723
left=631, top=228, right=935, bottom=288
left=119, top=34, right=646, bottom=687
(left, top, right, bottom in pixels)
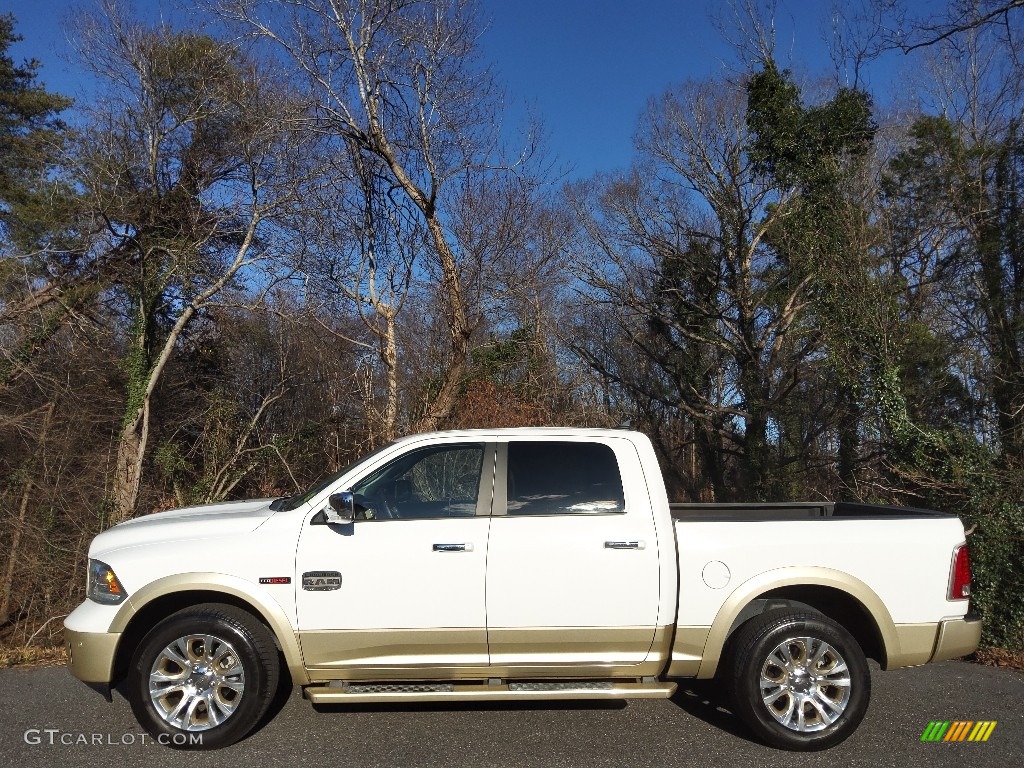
left=112, top=589, right=299, bottom=686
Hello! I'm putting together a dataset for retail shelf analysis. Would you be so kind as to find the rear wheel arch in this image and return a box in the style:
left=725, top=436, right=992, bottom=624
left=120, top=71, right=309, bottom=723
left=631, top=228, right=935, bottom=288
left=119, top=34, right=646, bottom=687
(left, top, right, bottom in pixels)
left=725, top=587, right=885, bottom=664
left=696, top=568, right=897, bottom=679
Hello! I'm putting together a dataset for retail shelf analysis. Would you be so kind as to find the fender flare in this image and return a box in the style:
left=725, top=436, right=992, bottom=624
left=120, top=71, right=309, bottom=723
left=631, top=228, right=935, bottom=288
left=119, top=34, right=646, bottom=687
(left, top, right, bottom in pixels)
left=695, top=566, right=899, bottom=679
left=110, top=572, right=309, bottom=685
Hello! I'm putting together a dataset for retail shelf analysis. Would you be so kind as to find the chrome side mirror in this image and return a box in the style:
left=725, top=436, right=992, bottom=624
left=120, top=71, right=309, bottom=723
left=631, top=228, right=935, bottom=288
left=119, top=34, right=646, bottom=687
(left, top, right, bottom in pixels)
left=325, top=491, right=355, bottom=524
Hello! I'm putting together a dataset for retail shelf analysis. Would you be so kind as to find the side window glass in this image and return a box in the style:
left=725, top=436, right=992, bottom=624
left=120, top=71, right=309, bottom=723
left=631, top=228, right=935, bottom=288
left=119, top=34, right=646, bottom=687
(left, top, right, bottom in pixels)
left=350, top=444, right=484, bottom=519
left=506, top=441, right=624, bottom=516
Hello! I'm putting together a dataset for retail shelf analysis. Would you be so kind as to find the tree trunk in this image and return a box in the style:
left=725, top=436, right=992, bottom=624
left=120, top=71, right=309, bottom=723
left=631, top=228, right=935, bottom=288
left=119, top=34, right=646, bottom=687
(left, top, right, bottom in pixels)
left=112, top=400, right=149, bottom=523
left=836, top=384, right=861, bottom=498
left=381, top=310, right=398, bottom=442
left=413, top=215, right=473, bottom=432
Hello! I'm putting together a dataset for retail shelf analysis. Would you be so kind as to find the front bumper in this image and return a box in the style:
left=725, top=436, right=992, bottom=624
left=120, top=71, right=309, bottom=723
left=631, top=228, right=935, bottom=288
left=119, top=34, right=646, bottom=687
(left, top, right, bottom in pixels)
left=65, top=626, right=120, bottom=684
left=64, top=600, right=123, bottom=697
left=930, top=612, right=983, bottom=662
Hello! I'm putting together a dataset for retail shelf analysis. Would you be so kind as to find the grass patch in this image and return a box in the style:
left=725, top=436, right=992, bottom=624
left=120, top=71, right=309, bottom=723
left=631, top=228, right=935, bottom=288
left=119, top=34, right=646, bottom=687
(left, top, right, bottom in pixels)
left=0, top=645, right=67, bottom=669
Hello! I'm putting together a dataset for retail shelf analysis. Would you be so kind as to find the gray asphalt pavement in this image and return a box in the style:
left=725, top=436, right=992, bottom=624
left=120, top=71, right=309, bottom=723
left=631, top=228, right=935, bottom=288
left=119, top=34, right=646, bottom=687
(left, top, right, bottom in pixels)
left=1, top=660, right=1021, bottom=767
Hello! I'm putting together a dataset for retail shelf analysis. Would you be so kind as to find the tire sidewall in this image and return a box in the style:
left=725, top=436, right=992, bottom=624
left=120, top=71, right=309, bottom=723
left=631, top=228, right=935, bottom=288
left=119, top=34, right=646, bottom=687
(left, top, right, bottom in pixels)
left=731, top=613, right=871, bottom=751
left=127, top=608, right=274, bottom=750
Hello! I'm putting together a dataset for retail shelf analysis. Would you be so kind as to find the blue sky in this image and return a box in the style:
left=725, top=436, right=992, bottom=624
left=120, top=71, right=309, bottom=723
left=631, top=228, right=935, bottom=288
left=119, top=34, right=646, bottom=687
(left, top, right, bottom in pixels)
left=6, top=0, right=924, bottom=179
left=481, top=0, right=841, bottom=177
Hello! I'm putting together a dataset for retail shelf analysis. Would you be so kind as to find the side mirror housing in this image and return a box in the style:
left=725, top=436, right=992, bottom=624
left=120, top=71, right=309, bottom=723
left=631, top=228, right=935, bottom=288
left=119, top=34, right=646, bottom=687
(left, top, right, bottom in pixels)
left=325, top=491, right=355, bottom=524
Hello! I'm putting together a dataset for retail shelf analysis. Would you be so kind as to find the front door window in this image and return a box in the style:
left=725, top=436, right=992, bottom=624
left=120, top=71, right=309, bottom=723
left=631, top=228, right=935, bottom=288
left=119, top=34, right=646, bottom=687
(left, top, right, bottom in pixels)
left=350, top=443, right=486, bottom=519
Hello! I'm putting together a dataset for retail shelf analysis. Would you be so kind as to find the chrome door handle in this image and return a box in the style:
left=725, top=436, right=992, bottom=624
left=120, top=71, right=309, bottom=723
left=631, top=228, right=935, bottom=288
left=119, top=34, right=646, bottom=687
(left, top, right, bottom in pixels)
left=433, top=543, right=473, bottom=552
left=605, top=540, right=645, bottom=550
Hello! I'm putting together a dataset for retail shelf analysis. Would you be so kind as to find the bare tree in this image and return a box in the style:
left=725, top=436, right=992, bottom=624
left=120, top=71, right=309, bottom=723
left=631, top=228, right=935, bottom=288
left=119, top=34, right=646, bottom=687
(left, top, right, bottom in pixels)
left=878, top=0, right=1024, bottom=54
left=298, top=143, right=420, bottom=443
left=569, top=80, right=813, bottom=500
left=218, top=0, right=524, bottom=433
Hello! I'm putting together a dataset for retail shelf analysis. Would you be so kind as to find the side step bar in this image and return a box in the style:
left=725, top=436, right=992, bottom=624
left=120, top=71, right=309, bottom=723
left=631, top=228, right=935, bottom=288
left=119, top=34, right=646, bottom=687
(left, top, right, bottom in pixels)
left=304, top=680, right=677, bottom=705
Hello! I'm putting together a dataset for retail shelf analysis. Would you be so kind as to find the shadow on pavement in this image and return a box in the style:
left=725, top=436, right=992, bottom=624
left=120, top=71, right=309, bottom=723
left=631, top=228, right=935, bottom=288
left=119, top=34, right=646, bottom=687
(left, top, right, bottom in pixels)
left=669, top=679, right=760, bottom=744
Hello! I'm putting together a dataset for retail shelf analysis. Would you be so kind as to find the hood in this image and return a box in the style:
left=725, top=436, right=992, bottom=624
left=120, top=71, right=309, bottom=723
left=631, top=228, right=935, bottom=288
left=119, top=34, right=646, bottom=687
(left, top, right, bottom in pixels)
left=89, top=498, right=277, bottom=558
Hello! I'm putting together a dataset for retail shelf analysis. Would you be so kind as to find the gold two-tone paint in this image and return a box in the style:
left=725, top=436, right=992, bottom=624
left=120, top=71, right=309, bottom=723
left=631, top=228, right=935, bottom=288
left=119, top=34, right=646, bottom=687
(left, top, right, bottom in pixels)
left=666, top=626, right=711, bottom=677
left=300, top=625, right=673, bottom=682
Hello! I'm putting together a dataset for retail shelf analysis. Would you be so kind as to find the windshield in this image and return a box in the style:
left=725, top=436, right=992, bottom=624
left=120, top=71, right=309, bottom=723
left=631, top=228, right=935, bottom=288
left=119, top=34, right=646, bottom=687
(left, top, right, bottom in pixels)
left=273, top=441, right=397, bottom=511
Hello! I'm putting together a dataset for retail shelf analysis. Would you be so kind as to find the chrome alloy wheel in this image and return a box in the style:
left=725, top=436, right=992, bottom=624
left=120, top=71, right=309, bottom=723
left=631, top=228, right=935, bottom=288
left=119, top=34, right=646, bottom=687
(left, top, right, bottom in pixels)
left=148, top=634, right=246, bottom=731
left=758, top=636, right=852, bottom=732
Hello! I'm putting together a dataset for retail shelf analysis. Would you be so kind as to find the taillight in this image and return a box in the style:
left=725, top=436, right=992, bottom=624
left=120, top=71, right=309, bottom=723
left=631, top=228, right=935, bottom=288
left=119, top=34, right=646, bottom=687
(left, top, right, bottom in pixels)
left=948, top=544, right=971, bottom=600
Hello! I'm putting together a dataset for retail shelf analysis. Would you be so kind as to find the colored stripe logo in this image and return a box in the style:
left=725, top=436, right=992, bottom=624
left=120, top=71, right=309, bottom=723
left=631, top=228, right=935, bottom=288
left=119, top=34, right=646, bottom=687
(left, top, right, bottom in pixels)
left=921, top=721, right=997, bottom=742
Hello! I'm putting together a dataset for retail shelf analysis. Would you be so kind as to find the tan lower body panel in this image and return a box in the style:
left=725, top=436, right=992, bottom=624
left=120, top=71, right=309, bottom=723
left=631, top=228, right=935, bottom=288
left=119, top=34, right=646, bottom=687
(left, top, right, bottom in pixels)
left=886, top=623, right=940, bottom=669
left=305, top=681, right=677, bottom=704
left=301, top=625, right=671, bottom=681
left=300, top=627, right=488, bottom=671
left=65, top=628, right=120, bottom=684
left=930, top=615, right=982, bottom=662
left=487, top=625, right=663, bottom=666
left=671, top=622, right=950, bottom=677
left=666, top=626, right=711, bottom=677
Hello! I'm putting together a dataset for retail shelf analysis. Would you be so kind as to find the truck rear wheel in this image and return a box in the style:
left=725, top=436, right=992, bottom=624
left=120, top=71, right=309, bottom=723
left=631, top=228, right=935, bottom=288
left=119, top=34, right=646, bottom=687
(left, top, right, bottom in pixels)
left=127, top=603, right=280, bottom=749
left=724, top=610, right=870, bottom=751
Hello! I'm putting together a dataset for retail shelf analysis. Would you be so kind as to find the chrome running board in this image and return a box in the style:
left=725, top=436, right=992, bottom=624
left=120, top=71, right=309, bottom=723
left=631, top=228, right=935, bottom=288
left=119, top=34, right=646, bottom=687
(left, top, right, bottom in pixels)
left=304, top=680, right=677, bottom=704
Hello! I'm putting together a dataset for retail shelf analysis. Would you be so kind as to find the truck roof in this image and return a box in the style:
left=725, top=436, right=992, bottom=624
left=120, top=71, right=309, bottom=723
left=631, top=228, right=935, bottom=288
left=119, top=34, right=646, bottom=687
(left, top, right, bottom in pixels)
left=390, top=427, right=643, bottom=444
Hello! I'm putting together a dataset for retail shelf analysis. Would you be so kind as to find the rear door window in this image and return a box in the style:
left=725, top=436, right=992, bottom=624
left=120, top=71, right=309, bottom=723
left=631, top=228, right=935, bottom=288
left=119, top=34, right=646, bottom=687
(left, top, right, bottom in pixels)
left=505, top=441, right=624, bottom=515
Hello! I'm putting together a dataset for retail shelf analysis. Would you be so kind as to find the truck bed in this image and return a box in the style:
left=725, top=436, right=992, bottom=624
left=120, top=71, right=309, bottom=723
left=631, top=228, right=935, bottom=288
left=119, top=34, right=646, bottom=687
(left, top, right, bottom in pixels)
left=669, top=501, right=953, bottom=521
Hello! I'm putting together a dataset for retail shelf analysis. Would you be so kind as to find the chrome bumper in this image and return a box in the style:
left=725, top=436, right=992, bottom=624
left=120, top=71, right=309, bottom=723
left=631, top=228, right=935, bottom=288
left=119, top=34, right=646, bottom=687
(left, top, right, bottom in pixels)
left=931, top=613, right=983, bottom=662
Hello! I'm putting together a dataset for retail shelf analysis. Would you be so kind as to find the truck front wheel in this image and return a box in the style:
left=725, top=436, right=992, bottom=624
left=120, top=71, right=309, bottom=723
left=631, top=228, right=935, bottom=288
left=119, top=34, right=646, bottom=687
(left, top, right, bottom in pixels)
left=127, top=604, right=280, bottom=749
left=725, top=610, right=870, bottom=751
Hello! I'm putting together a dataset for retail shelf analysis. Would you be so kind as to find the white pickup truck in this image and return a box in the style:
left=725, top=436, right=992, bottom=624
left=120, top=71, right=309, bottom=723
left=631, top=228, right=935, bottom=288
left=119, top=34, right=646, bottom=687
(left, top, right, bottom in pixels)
left=64, top=428, right=981, bottom=751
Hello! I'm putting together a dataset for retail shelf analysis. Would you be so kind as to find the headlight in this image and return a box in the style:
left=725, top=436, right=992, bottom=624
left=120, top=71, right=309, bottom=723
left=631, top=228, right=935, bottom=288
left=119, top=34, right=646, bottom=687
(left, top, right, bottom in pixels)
left=87, top=559, right=127, bottom=605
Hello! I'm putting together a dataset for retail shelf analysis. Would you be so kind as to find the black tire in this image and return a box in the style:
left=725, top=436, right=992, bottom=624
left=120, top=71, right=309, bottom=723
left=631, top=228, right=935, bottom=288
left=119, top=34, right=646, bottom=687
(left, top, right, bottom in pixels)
left=724, top=610, right=870, bottom=751
left=127, top=603, right=280, bottom=750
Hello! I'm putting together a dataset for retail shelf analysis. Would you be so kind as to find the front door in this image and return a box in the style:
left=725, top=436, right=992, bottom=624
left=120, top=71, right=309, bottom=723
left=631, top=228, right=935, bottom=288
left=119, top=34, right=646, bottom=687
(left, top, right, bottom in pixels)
left=295, top=441, right=493, bottom=675
left=484, top=438, right=661, bottom=671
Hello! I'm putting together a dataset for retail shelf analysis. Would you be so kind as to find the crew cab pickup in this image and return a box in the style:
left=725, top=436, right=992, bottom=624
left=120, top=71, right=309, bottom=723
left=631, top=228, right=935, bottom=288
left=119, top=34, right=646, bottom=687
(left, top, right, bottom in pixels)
left=64, top=428, right=982, bottom=750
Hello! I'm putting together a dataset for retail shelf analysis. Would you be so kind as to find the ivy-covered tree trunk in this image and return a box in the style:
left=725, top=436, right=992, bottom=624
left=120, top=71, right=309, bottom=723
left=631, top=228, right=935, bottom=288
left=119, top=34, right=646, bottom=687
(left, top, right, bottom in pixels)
left=112, top=303, right=157, bottom=523
left=745, top=59, right=878, bottom=497
left=113, top=409, right=149, bottom=523
left=63, top=10, right=301, bottom=521
left=980, top=130, right=1024, bottom=465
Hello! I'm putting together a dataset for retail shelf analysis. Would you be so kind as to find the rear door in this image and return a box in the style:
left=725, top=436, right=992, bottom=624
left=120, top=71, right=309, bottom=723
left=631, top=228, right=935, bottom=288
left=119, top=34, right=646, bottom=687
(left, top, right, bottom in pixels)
left=484, top=437, right=661, bottom=670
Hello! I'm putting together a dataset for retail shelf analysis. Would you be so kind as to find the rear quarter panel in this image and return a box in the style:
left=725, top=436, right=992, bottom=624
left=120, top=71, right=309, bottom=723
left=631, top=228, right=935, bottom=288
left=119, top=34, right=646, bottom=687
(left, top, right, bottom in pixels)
left=674, top=516, right=969, bottom=628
